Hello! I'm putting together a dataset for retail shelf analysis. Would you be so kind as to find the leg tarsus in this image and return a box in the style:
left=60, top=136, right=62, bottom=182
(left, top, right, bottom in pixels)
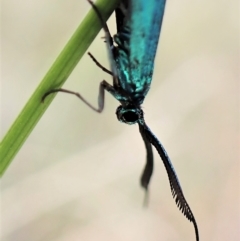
left=42, top=80, right=116, bottom=113
left=42, top=87, right=103, bottom=113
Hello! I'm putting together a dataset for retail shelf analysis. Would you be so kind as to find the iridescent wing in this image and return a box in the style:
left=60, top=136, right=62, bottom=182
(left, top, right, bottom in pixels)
left=113, top=0, right=166, bottom=102
left=128, top=0, right=166, bottom=93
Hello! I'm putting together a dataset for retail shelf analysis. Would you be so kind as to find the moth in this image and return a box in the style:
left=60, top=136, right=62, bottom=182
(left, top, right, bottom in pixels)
left=43, top=1, right=199, bottom=240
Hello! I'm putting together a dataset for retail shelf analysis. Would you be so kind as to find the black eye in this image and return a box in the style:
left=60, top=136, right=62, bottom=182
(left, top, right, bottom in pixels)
left=116, top=105, right=143, bottom=125
left=123, top=111, right=139, bottom=123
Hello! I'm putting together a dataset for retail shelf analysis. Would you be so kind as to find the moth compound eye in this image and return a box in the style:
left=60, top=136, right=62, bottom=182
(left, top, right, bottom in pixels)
left=122, top=110, right=139, bottom=123
left=116, top=105, right=142, bottom=125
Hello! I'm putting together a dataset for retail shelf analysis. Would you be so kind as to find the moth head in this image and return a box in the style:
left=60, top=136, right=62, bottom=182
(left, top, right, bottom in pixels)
left=116, top=105, right=143, bottom=125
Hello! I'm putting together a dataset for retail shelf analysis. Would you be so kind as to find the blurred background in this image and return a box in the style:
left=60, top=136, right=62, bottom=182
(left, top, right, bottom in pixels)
left=1, top=0, right=239, bottom=241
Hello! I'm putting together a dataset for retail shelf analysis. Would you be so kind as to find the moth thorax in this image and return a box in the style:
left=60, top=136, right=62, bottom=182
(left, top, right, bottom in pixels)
left=116, top=105, right=143, bottom=125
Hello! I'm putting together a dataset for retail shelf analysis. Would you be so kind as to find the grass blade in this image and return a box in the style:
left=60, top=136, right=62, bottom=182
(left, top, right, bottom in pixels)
left=0, top=0, right=120, bottom=176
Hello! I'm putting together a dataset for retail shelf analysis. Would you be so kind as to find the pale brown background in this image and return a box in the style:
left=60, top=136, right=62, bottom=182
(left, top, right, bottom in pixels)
left=1, top=0, right=239, bottom=241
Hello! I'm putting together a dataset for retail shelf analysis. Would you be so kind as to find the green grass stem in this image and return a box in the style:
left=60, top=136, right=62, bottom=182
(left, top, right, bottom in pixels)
left=0, top=0, right=120, bottom=176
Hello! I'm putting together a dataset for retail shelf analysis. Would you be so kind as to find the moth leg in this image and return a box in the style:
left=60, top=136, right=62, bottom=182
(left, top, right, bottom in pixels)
left=88, top=52, right=113, bottom=76
left=87, top=0, right=114, bottom=49
left=42, top=80, right=114, bottom=113
left=88, top=0, right=118, bottom=77
left=139, top=123, right=154, bottom=206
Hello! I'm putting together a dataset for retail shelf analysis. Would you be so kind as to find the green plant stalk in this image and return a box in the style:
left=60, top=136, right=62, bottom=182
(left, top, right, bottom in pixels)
left=0, top=0, right=120, bottom=176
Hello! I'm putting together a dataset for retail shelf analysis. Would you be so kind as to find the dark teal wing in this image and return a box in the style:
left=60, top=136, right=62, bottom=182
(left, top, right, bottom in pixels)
left=129, top=0, right=166, bottom=92
left=113, top=0, right=166, bottom=103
